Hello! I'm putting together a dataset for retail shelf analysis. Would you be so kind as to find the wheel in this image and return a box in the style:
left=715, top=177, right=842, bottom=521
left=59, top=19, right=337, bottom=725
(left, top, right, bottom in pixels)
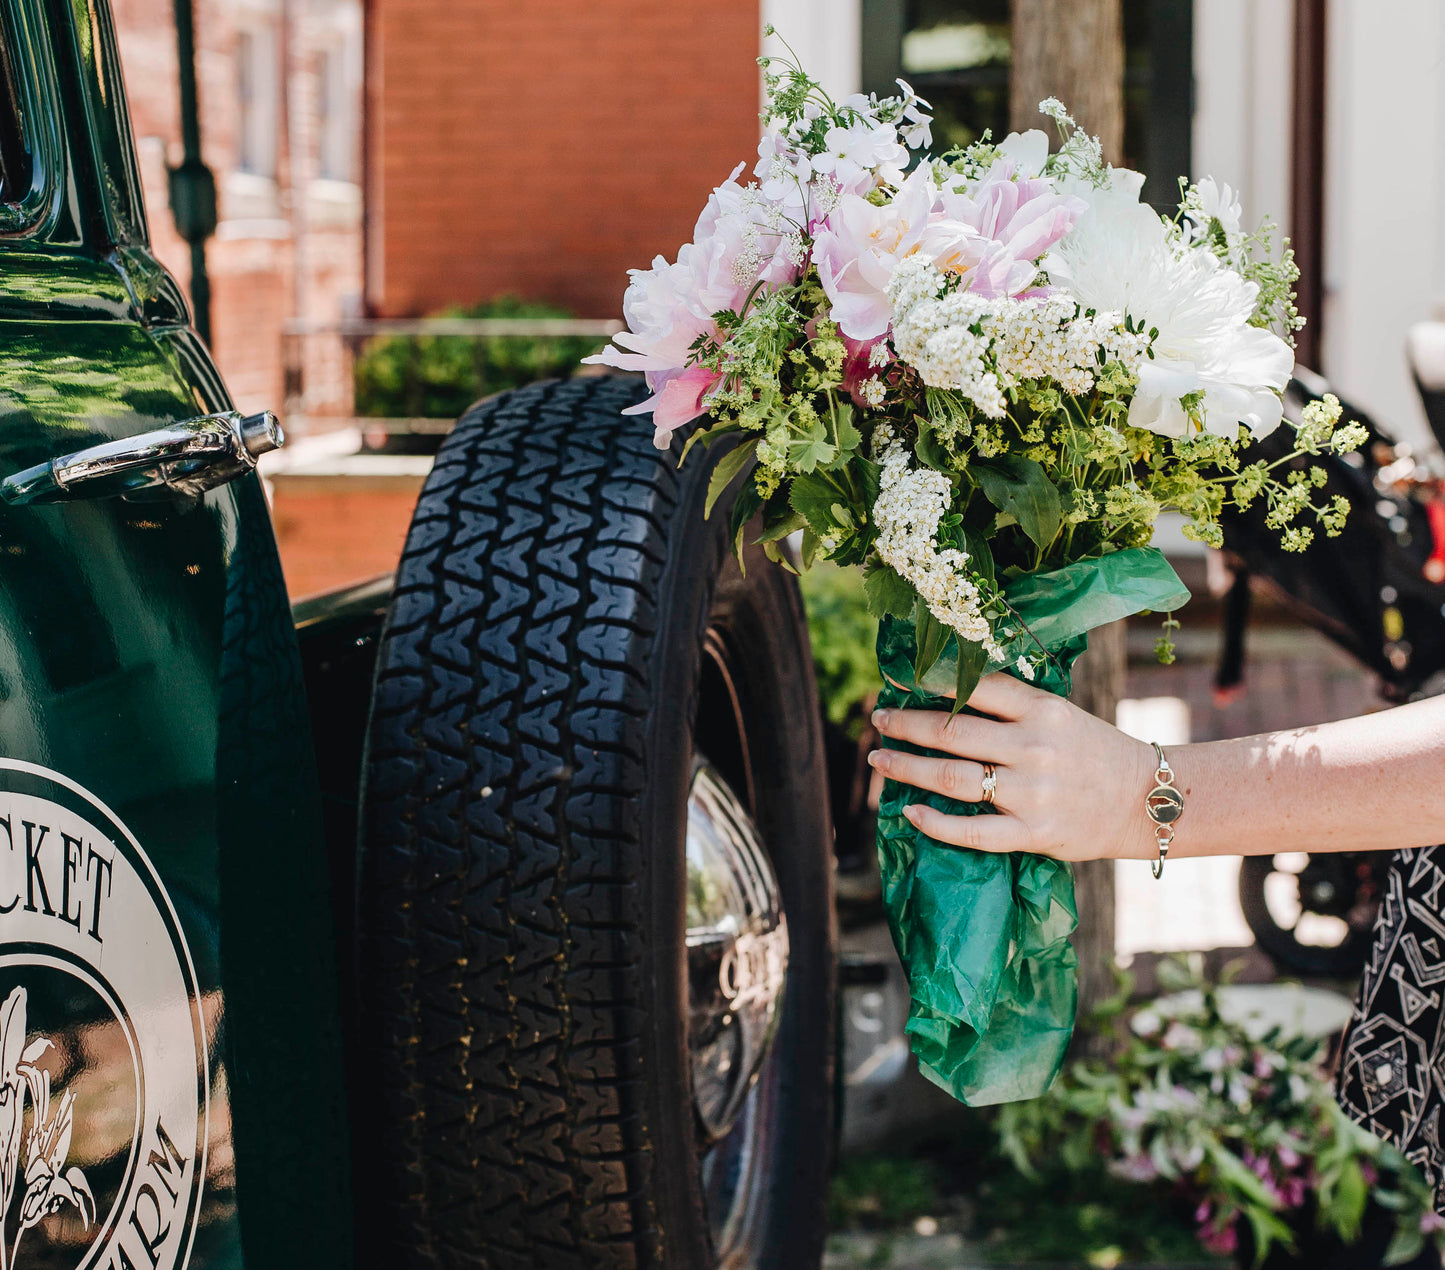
left=1238, top=852, right=1385, bottom=978
left=354, top=374, right=837, bottom=1270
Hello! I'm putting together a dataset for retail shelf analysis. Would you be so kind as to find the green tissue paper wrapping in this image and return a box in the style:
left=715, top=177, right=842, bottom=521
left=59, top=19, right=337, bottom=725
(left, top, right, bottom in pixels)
left=875, top=547, right=1191, bottom=1106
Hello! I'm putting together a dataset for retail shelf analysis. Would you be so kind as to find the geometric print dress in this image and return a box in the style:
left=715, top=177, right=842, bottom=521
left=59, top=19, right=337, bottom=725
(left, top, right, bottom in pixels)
left=1337, top=847, right=1445, bottom=1211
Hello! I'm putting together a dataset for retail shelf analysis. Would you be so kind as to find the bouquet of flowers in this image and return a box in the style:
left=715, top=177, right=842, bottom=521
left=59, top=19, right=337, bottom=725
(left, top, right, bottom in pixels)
left=998, top=961, right=1445, bottom=1266
left=588, top=39, right=1366, bottom=1105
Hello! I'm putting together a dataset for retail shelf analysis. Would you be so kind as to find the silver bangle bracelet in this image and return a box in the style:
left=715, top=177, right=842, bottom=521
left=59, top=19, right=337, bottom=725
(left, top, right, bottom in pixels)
left=1144, top=741, right=1184, bottom=879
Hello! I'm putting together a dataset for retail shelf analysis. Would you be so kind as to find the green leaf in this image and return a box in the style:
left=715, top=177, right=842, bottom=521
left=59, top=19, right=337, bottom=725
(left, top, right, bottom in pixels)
left=915, top=417, right=950, bottom=472
left=762, top=538, right=800, bottom=574
left=952, top=637, right=988, bottom=715
left=1327, top=1158, right=1368, bottom=1242
left=788, top=436, right=837, bottom=472
left=857, top=457, right=882, bottom=510
left=1242, top=1205, right=1295, bottom=1268
left=800, top=528, right=821, bottom=570
left=757, top=508, right=806, bottom=543
left=705, top=438, right=759, bottom=519
left=963, top=530, right=996, bottom=587
left=788, top=470, right=846, bottom=538
left=678, top=419, right=737, bottom=467
left=1384, top=1225, right=1426, bottom=1267
left=912, top=599, right=950, bottom=685
left=728, top=478, right=765, bottom=565
left=973, top=456, right=1062, bottom=551
left=863, top=562, right=916, bottom=620
left=834, top=403, right=861, bottom=453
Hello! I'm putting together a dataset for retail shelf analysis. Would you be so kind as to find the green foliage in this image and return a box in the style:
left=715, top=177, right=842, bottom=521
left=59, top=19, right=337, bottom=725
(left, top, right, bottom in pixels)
left=979, top=1162, right=1219, bottom=1266
left=353, top=296, right=603, bottom=418
left=828, top=1155, right=942, bottom=1231
left=997, top=957, right=1445, bottom=1266
left=972, top=455, right=1063, bottom=553
left=798, top=562, right=881, bottom=734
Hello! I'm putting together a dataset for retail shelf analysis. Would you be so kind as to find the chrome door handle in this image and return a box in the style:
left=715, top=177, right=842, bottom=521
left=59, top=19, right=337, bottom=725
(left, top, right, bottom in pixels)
left=1, top=410, right=284, bottom=505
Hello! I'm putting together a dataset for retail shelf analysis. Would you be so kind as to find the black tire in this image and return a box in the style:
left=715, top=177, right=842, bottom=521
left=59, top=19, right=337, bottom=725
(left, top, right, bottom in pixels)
left=354, top=374, right=837, bottom=1270
left=1238, top=854, right=1379, bottom=978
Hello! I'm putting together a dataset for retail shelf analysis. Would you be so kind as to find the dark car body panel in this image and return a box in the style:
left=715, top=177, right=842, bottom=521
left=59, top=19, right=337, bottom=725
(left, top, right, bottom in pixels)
left=0, top=1, right=353, bottom=1266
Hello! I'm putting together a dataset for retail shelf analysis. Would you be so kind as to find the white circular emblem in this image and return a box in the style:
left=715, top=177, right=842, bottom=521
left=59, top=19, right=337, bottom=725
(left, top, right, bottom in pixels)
left=0, top=761, right=208, bottom=1270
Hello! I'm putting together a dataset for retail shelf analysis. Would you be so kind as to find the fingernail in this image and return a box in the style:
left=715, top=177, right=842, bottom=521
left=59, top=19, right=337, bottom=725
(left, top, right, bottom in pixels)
left=867, top=750, right=887, bottom=771
left=902, top=804, right=920, bottom=823
left=872, top=708, right=890, bottom=729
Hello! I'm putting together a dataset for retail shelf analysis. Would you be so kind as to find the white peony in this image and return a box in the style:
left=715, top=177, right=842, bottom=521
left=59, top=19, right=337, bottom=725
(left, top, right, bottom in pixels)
left=1044, top=169, right=1293, bottom=438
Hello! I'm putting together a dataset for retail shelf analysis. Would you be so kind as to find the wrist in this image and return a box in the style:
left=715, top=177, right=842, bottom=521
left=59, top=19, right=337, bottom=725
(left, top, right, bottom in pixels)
left=1117, top=737, right=1160, bottom=862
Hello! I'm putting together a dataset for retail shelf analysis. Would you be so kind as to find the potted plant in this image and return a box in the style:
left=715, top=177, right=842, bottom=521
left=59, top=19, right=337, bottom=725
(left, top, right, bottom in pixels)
left=997, top=959, right=1445, bottom=1268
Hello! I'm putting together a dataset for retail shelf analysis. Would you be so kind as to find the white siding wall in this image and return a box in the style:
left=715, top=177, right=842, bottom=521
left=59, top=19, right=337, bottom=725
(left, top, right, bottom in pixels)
left=1192, top=0, right=1293, bottom=241
left=1321, top=0, right=1445, bottom=452
left=761, top=0, right=862, bottom=103
left=1196, top=0, right=1445, bottom=452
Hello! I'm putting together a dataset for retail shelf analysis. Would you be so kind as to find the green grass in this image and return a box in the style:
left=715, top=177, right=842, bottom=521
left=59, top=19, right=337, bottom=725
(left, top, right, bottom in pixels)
left=829, top=1154, right=945, bottom=1231
left=829, top=1141, right=1227, bottom=1268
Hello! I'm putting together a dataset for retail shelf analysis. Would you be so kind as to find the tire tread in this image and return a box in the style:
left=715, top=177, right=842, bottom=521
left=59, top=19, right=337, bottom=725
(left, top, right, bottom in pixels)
left=359, top=376, right=669, bottom=1270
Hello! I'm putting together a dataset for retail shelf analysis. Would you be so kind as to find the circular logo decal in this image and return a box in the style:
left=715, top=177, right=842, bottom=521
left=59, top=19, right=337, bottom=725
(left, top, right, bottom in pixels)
left=0, top=761, right=208, bottom=1270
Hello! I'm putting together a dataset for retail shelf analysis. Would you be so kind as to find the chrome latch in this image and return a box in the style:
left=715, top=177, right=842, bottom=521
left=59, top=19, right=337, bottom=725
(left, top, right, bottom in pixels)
left=0, top=410, right=283, bottom=505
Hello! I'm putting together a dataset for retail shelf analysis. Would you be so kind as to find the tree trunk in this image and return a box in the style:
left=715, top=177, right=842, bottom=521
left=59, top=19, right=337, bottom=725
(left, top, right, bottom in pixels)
left=1010, top=0, right=1126, bottom=1034
left=1064, top=621, right=1125, bottom=1034
left=1010, top=0, right=1125, bottom=164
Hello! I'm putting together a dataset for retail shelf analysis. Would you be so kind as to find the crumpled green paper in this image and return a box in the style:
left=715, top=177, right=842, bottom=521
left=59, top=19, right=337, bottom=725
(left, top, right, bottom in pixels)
left=875, top=546, right=1191, bottom=1105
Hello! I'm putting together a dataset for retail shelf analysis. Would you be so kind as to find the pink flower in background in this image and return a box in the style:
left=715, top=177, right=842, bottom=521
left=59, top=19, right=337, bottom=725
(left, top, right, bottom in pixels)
left=1198, top=1219, right=1239, bottom=1256
left=1108, top=1153, right=1160, bottom=1183
left=755, top=127, right=812, bottom=213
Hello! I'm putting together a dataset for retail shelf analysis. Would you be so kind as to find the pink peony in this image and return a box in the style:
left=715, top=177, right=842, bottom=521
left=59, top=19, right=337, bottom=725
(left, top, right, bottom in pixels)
left=814, top=168, right=935, bottom=341
left=935, top=164, right=1086, bottom=298
left=622, top=364, right=724, bottom=445
left=839, top=334, right=887, bottom=407
left=588, top=163, right=802, bottom=445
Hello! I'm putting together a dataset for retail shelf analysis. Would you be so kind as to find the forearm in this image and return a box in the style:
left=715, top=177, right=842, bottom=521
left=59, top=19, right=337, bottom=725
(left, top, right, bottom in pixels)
left=1162, top=696, right=1445, bottom=859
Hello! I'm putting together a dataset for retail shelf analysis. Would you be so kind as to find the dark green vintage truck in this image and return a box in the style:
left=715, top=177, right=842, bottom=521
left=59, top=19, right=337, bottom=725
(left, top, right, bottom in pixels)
left=0, top=1, right=836, bottom=1267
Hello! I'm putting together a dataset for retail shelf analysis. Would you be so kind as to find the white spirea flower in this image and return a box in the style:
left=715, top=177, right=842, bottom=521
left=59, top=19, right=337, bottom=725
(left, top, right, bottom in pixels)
left=872, top=432, right=1003, bottom=657
left=860, top=377, right=887, bottom=408
left=886, top=256, right=1148, bottom=416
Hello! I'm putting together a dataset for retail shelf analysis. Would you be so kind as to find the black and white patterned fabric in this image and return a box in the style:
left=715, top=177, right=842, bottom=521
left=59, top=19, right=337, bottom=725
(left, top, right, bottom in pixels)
left=1338, top=847, right=1445, bottom=1210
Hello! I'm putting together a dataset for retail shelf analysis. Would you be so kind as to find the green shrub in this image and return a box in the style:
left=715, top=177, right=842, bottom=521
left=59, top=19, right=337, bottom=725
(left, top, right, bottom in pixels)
left=353, top=296, right=604, bottom=418
left=799, top=561, right=881, bottom=736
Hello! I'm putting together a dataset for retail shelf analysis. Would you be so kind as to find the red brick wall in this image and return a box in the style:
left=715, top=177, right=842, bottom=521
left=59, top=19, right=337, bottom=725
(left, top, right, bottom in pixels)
left=370, top=0, right=762, bottom=318
left=112, top=0, right=364, bottom=418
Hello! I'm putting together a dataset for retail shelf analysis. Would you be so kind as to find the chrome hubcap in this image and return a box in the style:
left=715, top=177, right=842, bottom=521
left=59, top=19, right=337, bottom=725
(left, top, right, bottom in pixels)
left=685, top=764, right=788, bottom=1261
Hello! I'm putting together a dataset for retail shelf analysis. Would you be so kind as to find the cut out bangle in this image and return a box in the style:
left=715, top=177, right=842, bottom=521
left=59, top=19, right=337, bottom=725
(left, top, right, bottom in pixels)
left=1144, top=741, right=1184, bottom=879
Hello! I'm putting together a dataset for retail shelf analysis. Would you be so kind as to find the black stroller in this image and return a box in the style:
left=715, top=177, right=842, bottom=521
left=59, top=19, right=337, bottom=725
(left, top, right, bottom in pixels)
left=1218, top=340, right=1445, bottom=977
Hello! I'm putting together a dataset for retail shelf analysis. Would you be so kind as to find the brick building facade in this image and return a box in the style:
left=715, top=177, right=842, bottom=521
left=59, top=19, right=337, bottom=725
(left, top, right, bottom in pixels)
left=113, top=0, right=769, bottom=415
left=112, top=0, right=364, bottom=418
left=365, top=0, right=762, bottom=319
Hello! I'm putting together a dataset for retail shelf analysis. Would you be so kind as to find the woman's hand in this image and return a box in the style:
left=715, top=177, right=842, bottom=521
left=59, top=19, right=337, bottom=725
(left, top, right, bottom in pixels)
left=868, top=671, right=1159, bottom=862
